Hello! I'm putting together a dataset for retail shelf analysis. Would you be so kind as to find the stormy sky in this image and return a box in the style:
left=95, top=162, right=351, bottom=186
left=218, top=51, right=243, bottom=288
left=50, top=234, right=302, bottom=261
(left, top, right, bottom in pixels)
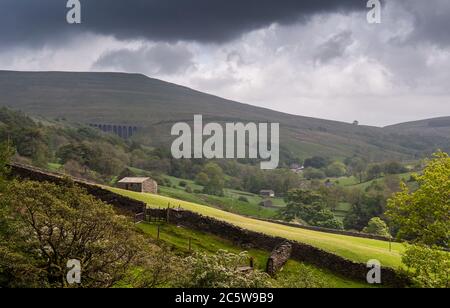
left=0, top=0, right=449, bottom=126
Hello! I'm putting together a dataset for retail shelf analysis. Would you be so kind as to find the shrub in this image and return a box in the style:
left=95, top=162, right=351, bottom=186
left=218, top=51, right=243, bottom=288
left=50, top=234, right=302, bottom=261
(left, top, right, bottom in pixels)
left=238, top=196, right=249, bottom=203
left=303, top=168, right=326, bottom=180
left=402, top=245, right=450, bottom=288
left=173, top=250, right=272, bottom=288
left=179, top=181, right=187, bottom=187
left=325, top=162, right=346, bottom=178
left=362, top=217, right=391, bottom=237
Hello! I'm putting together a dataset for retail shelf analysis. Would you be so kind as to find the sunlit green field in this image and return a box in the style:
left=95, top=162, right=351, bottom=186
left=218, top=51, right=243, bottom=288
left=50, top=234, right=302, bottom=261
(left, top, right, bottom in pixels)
left=108, top=187, right=405, bottom=268
left=138, top=222, right=373, bottom=288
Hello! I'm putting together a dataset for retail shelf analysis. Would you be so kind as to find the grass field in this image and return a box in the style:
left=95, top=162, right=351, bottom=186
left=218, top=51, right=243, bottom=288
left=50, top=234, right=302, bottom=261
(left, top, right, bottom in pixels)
left=138, top=222, right=373, bottom=288
left=108, top=187, right=405, bottom=268
left=159, top=186, right=280, bottom=219
left=333, top=173, right=414, bottom=190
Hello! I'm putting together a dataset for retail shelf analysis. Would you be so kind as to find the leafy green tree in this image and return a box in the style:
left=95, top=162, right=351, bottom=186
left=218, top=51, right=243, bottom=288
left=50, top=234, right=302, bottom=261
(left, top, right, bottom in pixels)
left=0, top=142, right=13, bottom=190
left=386, top=151, right=449, bottom=247
left=386, top=152, right=450, bottom=288
left=325, top=162, right=346, bottom=178
left=318, top=185, right=345, bottom=210
left=201, top=163, right=225, bottom=196
left=383, top=161, right=408, bottom=175
left=401, top=245, right=449, bottom=288
left=366, top=164, right=383, bottom=180
left=280, top=190, right=342, bottom=230
left=303, top=168, right=326, bottom=180
left=195, top=172, right=209, bottom=186
left=313, top=210, right=344, bottom=230
left=344, top=191, right=385, bottom=231
left=362, top=217, right=391, bottom=237
left=0, top=180, right=147, bottom=288
left=304, top=156, right=328, bottom=169
left=347, top=157, right=367, bottom=183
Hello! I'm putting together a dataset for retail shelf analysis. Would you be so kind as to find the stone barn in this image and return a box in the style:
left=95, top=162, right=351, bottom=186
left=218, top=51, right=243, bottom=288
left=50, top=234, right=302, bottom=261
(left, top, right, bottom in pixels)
left=117, top=177, right=158, bottom=194
left=260, top=190, right=275, bottom=198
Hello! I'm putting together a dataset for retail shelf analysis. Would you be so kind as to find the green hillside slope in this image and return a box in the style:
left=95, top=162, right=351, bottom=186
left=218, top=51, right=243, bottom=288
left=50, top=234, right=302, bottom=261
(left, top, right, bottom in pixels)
left=1, top=70, right=448, bottom=160
left=108, top=186, right=404, bottom=268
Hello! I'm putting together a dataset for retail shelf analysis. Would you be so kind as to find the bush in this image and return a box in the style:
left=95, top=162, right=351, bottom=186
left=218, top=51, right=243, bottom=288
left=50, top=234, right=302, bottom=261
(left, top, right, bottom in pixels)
left=173, top=250, right=272, bottom=288
left=362, top=217, right=391, bottom=237
left=185, top=186, right=193, bottom=193
left=304, top=156, right=328, bottom=169
left=238, top=196, right=249, bottom=203
left=179, top=181, right=187, bottom=187
left=303, top=168, right=326, bottom=180
left=383, top=161, right=408, bottom=175
left=402, top=245, right=450, bottom=288
left=325, top=162, right=346, bottom=178
left=276, top=263, right=326, bottom=288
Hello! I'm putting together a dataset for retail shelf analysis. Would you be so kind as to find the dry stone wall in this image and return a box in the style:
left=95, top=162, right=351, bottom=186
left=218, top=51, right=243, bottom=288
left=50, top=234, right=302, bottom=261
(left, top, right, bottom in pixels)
left=8, top=163, right=146, bottom=217
left=147, top=208, right=409, bottom=287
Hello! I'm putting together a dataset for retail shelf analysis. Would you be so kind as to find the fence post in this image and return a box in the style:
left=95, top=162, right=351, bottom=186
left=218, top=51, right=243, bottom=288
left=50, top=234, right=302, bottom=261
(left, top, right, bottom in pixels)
left=188, top=237, right=192, bottom=252
left=157, top=225, right=160, bottom=241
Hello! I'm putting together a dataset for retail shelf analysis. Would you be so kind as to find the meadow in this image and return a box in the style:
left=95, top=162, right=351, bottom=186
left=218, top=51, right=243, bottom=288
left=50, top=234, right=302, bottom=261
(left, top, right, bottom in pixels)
left=138, top=222, right=373, bottom=288
left=109, top=187, right=405, bottom=268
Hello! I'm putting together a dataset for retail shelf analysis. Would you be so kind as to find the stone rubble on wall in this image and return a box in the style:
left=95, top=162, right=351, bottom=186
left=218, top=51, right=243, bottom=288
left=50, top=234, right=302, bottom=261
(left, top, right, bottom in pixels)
left=146, top=208, right=410, bottom=287
left=266, top=241, right=292, bottom=276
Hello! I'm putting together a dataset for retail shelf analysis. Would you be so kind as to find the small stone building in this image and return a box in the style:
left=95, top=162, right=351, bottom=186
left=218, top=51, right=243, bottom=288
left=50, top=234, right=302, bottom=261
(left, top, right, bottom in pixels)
left=259, top=199, right=274, bottom=208
left=117, top=177, right=158, bottom=194
left=260, top=190, right=275, bottom=198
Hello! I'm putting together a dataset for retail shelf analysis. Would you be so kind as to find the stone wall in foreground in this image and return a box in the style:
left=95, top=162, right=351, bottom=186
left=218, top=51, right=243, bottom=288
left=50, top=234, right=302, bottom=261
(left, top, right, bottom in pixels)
left=8, top=163, right=146, bottom=217
left=147, top=208, right=409, bottom=288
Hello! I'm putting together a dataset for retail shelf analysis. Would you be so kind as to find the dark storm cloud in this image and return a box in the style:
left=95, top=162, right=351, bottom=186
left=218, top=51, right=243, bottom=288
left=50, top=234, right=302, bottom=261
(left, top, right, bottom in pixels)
left=0, top=0, right=366, bottom=47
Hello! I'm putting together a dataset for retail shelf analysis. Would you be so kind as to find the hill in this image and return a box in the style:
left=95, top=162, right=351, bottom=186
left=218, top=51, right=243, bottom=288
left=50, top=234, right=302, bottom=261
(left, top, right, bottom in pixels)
left=109, top=186, right=404, bottom=268
left=1, top=70, right=448, bottom=160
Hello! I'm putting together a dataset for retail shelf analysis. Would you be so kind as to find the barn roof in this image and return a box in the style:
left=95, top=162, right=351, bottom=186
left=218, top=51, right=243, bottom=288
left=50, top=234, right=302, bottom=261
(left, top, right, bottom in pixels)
left=118, top=177, right=151, bottom=184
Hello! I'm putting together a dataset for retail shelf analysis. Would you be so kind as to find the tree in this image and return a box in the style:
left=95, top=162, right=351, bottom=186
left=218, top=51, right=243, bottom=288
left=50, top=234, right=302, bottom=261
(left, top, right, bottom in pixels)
left=200, top=163, right=225, bottom=196
left=401, top=245, right=449, bottom=288
left=344, top=190, right=385, bottom=231
left=303, top=168, right=326, bottom=180
left=383, top=161, right=408, bottom=175
left=386, top=152, right=450, bottom=288
left=366, top=164, right=383, bottom=180
left=325, top=162, right=346, bottom=178
left=313, top=210, right=344, bottom=230
left=0, top=141, right=13, bottom=190
left=0, top=179, right=148, bottom=288
left=386, top=151, right=449, bottom=247
left=362, top=217, right=391, bottom=237
left=280, top=190, right=343, bottom=230
left=304, top=156, right=328, bottom=169
left=195, top=172, right=209, bottom=186
left=348, top=158, right=367, bottom=183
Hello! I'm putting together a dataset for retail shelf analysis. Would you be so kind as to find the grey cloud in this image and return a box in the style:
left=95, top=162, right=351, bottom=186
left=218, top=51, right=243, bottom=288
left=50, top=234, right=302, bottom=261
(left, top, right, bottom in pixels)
left=0, top=0, right=366, bottom=47
left=93, top=44, right=194, bottom=75
left=314, top=31, right=354, bottom=64
left=398, top=0, right=450, bottom=47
